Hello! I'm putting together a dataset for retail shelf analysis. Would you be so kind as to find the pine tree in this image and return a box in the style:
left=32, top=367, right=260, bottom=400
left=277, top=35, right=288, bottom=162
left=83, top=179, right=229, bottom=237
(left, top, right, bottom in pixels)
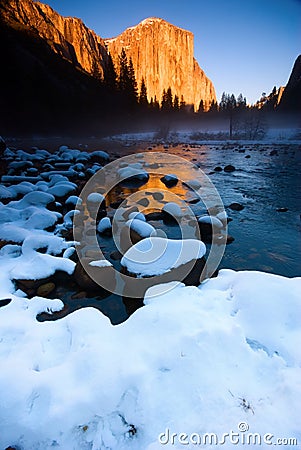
left=139, top=77, right=148, bottom=107
left=198, top=99, right=205, bottom=114
left=161, top=89, right=167, bottom=110
left=173, top=94, right=180, bottom=111
left=153, top=95, right=160, bottom=110
left=128, top=57, right=138, bottom=105
left=237, top=93, right=246, bottom=111
left=180, top=95, right=186, bottom=111
left=165, top=87, right=173, bottom=110
left=118, top=48, right=129, bottom=93
left=104, top=52, right=117, bottom=91
left=209, top=100, right=218, bottom=113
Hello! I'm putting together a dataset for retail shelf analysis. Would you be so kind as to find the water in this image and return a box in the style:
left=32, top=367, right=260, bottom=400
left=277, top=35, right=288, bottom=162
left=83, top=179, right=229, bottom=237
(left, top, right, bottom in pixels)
left=39, top=141, right=301, bottom=324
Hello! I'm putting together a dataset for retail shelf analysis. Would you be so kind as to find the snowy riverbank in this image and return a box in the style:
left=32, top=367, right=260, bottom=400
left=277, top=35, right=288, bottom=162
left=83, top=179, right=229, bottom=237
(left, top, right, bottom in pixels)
left=0, top=269, right=300, bottom=449
left=0, top=141, right=300, bottom=449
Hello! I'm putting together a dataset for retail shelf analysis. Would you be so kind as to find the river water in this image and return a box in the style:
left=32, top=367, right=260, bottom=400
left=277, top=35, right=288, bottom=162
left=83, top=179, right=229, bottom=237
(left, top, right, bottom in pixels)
left=40, top=141, right=301, bottom=324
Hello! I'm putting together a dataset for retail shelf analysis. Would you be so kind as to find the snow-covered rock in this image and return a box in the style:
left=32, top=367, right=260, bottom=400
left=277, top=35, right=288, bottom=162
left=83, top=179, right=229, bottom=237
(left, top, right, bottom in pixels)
left=161, top=173, right=178, bottom=187
left=97, top=217, right=112, bottom=235
left=121, top=236, right=206, bottom=277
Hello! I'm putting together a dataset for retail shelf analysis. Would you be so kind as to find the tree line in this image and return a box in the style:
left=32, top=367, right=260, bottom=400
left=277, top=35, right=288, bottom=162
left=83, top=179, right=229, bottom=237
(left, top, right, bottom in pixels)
left=104, top=47, right=277, bottom=115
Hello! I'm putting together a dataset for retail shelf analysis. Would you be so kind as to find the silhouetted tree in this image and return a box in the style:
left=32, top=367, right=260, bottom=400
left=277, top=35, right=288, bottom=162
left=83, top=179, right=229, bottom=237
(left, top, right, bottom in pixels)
left=237, top=93, right=247, bottom=111
left=198, top=99, right=205, bottom=114
left=173, top=94, right=180, bottom=111
left=180, top=95, right=186, bottom=111
left=118, top=48, right=129, bottom=93
left=161, top=87, right=173, bottom=111
left=153, top=95, right=160, bottom=110
left=91, top=58, right=102, bottom=81
left=128, top=57, right=138, bottom=104
left=209, top=100, right=218, bottom=113
left=104, top=52, right=117, bottom=91
left=139, top=77, right=148, bottom=106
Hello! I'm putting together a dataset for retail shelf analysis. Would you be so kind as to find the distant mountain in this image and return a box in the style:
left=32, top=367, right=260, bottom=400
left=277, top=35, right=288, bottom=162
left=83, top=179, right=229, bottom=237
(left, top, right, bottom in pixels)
left=0, top=0, right=118, bottom=134
left=105, top=18, right=216, bottom=110
left=0, top=0, right=217, bottom=134
left=278, top=55, right=301, bottom=111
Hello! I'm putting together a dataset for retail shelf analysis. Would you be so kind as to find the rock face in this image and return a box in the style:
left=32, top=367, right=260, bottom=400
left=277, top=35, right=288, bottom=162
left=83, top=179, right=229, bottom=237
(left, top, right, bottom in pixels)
left=105, top=18, right=216, bottom=110
left=278, top=55, right=301, bottom=111
left=1, top=0, right=108, bottom=78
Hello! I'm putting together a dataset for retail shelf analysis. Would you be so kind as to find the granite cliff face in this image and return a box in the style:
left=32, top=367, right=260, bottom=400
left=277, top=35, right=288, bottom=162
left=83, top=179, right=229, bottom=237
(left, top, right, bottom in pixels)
left=105, top=18, right=216, bottom=110
left=278, top=55, right=301, bottom=111
left=1, top=0, right=108, bottom=78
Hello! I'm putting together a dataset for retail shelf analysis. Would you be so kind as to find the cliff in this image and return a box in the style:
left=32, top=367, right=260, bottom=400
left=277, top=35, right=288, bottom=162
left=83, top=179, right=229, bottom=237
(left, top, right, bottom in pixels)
left=278, top=55, right=301, bottom=112
left=105, top=18, right=216, bottom=110
left=0, top=0, right=108, bottom=79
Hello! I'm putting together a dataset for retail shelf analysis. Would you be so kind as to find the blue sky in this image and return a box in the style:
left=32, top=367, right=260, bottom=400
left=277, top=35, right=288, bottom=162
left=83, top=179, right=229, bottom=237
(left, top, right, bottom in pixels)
left=44, top=0, right=300, bottom=104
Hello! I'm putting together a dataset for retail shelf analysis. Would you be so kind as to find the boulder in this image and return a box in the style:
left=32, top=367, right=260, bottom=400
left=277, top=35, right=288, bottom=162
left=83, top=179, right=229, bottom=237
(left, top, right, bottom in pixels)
left=73, top=257, right=116, bottom=294
left=228, top=202, right=244, bottom=211
left=224, top=164, right=236, bottom=172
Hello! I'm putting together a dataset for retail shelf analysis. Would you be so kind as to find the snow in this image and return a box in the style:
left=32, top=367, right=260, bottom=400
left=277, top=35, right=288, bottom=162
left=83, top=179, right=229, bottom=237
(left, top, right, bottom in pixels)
left=87, top=192, right=105, bottom=203
left=97, top=216, right=112, bottom=233
left=0, top=142, right=300, bottom=449
left=89, top=259, right=113, bottom=267
left=121, top=237, right=206, bottom=276
left=161, top=173, right=178, bottom=183
left=198, top=215, right=224, bottom=228
left=47, top=182, right=76, bottom=198
left=0, top=270, right=299, bottom=449
left=128, top=211, right=146, bottom=221
left=66, top=195, right=82, bottom=206
left=90, top=150, right=110, bottom=160
left=162, top=201, right=183, bottom=217
left=126, top=218, right=156, bottom=239
left=118, top=164, right=149, bottom=181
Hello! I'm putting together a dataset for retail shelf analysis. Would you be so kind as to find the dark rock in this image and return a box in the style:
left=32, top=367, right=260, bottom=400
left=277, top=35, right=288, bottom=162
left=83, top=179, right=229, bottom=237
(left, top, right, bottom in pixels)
left=71, top=291, right=87, bottom=300
left=0, top=239, right=18, bottom=249
left=245, top=155, right=251, bottom=158
left=228, top=202, right=244, bottom=211
left=270, top=150, right=278, bottom=156
left=145, top=211, right=164, bottom=221
left=110, top=200, right=123, bottom=209
left=123, top=256, right=207, bottom=290
left=0, top=298, right=11, bottom=308
left=276, top=207, right=288, bottom=212
left=224, top=164, right=236, bottom=172
left=74, top=257, right=116, bottom=294
left=110, top=250, right=123, bottom=260
left=226, top=235, right=235, bottom=244
left=161, top=174, right=178, bottom=187
left=137, top=197, right=150, bottom=207
left=36, top=282, right=56, bottom=297
left=187, top=198, right=200, bottom=204
left=14, top=271, right=72, bottom=298
left=152, top=192, right=164, bottom=201
left=214, top=166, right=223, bottom=172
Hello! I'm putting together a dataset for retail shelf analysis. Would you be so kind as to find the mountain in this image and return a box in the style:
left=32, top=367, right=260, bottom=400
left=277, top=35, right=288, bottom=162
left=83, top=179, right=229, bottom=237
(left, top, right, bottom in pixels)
left=1, top=1, right=216, bottom=118
left=1, top=0, right=109, bottom=78
left=0, top=0, right=120, bottom=134
left=278, top=55, right=301, bottom=111
left=105, top=18, right=216, bottom=110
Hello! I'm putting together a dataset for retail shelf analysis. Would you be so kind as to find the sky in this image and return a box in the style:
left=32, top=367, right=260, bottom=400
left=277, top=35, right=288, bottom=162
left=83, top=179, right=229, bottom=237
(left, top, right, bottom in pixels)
left=44, top=0, right=300, bottom=104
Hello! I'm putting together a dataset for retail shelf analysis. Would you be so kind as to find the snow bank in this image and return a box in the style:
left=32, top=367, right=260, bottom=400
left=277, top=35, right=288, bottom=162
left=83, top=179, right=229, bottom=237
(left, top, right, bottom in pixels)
left=121, top=237, right=206, bottom=276
left=126, top=219, right=157, bottom=239
left=97, top=217, right=112, bottom=233
left=162, top=202, right=183, bottom=218
left=198, top=215, right=224, bottom=228
left=0, top=269, right=300, bottom=449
